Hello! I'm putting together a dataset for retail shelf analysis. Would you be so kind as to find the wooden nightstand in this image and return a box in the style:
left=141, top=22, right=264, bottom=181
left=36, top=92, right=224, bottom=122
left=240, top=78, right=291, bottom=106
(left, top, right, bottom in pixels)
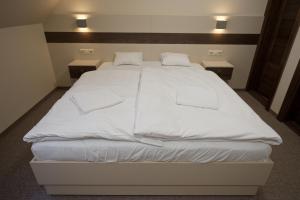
left=68, top=60, right=101, bottom=79
left=201, top=60, right=234, bottom=81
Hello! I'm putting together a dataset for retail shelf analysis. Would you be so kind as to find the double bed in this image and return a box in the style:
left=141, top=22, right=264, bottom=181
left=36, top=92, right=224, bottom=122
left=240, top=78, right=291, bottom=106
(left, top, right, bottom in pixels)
left=25, top=61, right=282, bottom=195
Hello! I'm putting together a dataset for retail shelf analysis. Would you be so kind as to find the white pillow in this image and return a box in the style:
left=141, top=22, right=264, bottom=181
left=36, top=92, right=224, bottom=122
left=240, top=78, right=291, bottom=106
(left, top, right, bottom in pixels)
left=113, top=52, right=143, bottom=66
left=161, top=52, right=192, bottom=67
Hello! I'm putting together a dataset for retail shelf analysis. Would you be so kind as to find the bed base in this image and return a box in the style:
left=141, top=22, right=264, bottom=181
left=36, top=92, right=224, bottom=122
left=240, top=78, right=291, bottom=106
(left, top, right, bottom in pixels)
left=30, top=159, right=273, bottom=196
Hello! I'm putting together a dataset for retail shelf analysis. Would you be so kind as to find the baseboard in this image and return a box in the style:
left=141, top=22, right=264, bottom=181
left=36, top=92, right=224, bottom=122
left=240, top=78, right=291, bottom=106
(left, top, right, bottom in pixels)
left=269, top=110, right=278, bottom=117
left=234, top=88, right=246, bottom=91
left=57, top=86, right=71, bottom=90
left=248, top=90, right=269, bottom=107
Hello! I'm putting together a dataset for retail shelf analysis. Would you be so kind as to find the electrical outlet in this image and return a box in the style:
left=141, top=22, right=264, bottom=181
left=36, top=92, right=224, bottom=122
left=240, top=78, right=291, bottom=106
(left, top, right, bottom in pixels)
left=208, top=49, right=223, bottom=56
left=79, top=49, right=94, bottom=55
left=215, top=50, right=223, bottom=56
left=208, top=50, right=214, bottom=56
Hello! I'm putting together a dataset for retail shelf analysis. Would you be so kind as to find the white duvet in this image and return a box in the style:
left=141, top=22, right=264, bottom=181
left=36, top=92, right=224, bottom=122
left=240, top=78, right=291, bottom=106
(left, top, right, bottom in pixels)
left=24, top=70, right=141, bottom=143
left=24, top=63, right=282, bottom=146
left=134, top=67, right=282, bottom=145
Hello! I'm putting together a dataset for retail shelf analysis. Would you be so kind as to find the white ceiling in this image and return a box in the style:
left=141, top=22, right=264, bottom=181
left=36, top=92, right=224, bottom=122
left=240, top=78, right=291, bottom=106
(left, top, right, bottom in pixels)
left=0, top=0, right=60, bottom=28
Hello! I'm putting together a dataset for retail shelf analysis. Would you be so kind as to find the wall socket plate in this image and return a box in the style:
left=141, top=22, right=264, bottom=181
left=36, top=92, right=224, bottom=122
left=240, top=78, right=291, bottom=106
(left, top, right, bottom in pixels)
left=208, top=49, right=223, bottom=56
left=79, top=49, right=94, bottom=55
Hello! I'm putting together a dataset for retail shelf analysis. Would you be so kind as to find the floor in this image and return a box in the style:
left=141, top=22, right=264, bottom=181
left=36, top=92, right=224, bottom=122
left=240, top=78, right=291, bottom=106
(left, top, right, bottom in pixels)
left=0, top=89, right=299, bottom=200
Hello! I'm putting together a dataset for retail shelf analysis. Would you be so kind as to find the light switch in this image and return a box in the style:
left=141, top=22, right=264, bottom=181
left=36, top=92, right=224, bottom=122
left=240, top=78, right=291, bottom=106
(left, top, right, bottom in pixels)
left=79, top=49, right=94, bottom=55
left=208, top=49, right=223, bottom=56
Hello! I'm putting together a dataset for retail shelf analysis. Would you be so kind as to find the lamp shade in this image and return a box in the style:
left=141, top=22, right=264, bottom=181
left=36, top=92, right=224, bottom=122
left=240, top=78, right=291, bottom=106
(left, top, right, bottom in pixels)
left=76, top=19, right=87, bottom=28
left=216, top=20, right=227, bottom=29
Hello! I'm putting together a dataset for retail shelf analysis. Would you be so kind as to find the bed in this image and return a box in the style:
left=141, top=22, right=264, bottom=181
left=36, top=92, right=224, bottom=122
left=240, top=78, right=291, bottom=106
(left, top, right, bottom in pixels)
left=25, top=61, right=282, bottom=195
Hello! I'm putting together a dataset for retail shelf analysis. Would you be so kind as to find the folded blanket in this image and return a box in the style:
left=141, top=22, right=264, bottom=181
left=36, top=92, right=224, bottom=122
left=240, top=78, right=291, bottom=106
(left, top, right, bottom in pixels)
left=70, top=88, right=123, bottom=113
left=176, top=86, right=219, bottom=110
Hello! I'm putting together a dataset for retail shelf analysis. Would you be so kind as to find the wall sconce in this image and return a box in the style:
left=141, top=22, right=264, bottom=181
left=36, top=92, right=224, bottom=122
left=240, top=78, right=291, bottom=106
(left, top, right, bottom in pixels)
left=216, top=19, right=227, bottom=29
left=76, top=19, right=87, bottom=28
left=74, top=14, right=90, bottom=32
left=213, top=16, right=228, bottom=34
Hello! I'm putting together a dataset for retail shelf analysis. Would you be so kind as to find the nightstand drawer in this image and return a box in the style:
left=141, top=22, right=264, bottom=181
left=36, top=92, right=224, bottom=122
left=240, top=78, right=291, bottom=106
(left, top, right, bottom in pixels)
left=206, top=67, right=233, bottom=81
left=69, top=66, right=97, bottom=79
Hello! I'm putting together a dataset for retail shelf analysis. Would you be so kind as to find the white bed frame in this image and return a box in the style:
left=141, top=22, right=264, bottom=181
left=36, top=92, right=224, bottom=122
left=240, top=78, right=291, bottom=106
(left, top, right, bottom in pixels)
left=30, top=159, right=273, bottom=195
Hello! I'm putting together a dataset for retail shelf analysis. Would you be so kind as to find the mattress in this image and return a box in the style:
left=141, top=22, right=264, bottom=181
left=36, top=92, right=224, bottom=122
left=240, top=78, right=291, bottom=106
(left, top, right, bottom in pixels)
left=32, top=139, right=271, bottom=163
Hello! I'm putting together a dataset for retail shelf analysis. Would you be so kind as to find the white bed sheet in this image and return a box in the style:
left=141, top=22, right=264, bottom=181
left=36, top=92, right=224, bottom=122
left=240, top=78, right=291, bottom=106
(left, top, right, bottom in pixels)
left=32, top=139, right=271, bottom=163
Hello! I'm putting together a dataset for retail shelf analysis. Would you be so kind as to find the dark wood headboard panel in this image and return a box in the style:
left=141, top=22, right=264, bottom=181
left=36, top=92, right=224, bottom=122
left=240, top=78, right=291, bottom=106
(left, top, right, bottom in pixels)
left=45, top=32, right=259, bottom=45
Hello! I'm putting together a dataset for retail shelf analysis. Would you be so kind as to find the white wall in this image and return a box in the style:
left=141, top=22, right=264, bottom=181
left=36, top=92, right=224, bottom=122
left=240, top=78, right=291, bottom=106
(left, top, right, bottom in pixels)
left=0, top=0, right=60, bottom=28
left=45, top=15, right=263, bottom=34
left=53, top=0, right=268, bottom=16
left=271, top=28, right=300, bottom=114
left=45, top=0, right=267, bottom=89
left=0, top=24, right=56, bottom=133
left=48, top=43, right=256, bottom=89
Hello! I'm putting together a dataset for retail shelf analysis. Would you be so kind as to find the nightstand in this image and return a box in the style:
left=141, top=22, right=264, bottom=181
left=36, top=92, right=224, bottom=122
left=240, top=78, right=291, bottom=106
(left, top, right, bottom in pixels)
left=201, top=60, right=234, bottom=81
left=68, top=60, right=101, bottom=79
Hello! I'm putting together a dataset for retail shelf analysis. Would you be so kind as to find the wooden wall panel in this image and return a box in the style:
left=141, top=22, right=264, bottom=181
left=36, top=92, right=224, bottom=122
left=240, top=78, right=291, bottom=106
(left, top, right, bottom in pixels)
left=45, top=32, right=259, bottom=44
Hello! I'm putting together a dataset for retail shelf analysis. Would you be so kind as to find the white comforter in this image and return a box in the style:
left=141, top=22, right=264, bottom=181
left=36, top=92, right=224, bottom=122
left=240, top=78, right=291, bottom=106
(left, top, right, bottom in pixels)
left=134, top=67, right=282, bottom=145
left=24, top=70, right=141, bottom=143
left=24, top=64, right=282, bottom=146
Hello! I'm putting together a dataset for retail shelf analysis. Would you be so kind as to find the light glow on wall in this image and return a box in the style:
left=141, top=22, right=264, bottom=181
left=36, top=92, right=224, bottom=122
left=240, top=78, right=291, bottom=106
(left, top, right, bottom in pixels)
left=212, top=29, right=226, bottom=34
left=74, top=14, right=90, bottom=20
left=76, top=27, right=91, bottom=32
left=215, top=16, right=228, bottom=21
